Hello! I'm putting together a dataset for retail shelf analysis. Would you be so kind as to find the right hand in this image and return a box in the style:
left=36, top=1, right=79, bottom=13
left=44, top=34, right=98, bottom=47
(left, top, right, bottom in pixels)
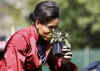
left=62, top=46, right=72, bottom=60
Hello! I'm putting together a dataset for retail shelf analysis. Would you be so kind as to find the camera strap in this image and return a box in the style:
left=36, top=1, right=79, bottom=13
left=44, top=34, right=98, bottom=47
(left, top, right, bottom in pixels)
left=37, top=44, right=46, bottom=64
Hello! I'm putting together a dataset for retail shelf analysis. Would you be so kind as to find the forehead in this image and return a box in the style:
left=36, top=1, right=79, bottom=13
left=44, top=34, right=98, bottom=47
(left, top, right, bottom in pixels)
left=46, top=18, right=59, bottom=26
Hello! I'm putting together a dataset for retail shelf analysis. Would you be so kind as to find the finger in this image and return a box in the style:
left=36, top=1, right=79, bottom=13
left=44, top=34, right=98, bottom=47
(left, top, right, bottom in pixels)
left=62, top=48, right=71, bottom=52
left=64, top=52, right=72, bottom=58
left=62, top=50, right=71, bottom=53
left=64, top=56, right=72, bottom=59
left=62, top=46, right=71, bottom=49
left=64, top=52, right=72, bottom=56
left=62, top=46, right=67, bottom=48
left=64, top=52, right=72, bottom=59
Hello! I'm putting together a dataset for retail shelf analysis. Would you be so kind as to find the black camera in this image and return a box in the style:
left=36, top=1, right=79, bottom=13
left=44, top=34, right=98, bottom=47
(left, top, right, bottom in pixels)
left=50, top=30, right=71, bottom=57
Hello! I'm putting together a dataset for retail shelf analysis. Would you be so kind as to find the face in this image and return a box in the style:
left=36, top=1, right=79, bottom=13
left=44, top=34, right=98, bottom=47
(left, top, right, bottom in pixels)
left=36, top=18, right=59, bottom=41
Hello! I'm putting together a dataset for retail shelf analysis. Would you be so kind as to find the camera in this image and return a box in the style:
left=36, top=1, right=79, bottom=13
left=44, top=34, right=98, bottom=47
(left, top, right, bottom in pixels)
left=50, top=30, right=71, bottom=57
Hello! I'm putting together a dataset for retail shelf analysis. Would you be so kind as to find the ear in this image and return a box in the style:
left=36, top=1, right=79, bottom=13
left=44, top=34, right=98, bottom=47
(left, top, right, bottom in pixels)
left=35, top=20, right=41, bottom=29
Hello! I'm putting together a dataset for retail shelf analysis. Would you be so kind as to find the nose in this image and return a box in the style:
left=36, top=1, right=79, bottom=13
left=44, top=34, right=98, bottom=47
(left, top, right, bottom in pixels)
left=49, top=28, right=56, bottom=32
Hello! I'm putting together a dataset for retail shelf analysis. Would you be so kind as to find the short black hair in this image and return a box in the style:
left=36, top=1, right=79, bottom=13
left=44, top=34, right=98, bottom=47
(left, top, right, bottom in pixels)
left=29, top=1, right=59, bottom=24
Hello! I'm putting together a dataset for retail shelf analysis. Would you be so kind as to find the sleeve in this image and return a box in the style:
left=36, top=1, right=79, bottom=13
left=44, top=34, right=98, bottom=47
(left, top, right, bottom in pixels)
left=47, top=53, right=78, bottom=71
left=47, top=53, right=62, bottom=71
left=4, top=34, right=27, bottom=71
left=61, top=62, right=78, bottom=71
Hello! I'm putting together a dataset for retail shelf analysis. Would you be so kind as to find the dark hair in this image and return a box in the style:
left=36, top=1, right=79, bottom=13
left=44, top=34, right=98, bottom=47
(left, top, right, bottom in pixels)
left=29, top=1, right=59, bottom=24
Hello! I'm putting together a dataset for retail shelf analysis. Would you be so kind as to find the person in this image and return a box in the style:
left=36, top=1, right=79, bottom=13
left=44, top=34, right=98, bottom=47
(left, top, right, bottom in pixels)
left=0, top=1, right=78, bottom=71
left=82, top=61, right=100, bottom=71
left=0, top=41, right=6, bottom=60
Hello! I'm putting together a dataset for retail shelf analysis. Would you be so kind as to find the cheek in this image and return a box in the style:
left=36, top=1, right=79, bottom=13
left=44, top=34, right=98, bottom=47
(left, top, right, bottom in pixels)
left=39, top=26, right=49, bottom=35
left=43, top=27, right=49, bottom=32
left=42, top=26, right=49, bottom=32
left=38, top=28, right=43, bottom=34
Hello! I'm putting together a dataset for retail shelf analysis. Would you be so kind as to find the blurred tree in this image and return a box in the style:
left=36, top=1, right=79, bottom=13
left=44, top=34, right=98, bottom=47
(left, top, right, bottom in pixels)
left=1, top=0, right=100, bottom=49
left=54, top=0, right=100, bottom=49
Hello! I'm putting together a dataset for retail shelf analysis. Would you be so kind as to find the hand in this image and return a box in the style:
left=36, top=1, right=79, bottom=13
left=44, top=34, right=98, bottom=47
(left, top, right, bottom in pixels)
left=62, top=46, right=72, bottom=60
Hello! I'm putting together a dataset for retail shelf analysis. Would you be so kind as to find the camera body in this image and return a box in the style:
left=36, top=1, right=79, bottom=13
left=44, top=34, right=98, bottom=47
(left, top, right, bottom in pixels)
left=52, top=41, right=64, bottom=56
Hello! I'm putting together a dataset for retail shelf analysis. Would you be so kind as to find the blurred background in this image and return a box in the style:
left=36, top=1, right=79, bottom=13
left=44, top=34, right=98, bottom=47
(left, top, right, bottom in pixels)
left=0, top=0, right=100, bottom=71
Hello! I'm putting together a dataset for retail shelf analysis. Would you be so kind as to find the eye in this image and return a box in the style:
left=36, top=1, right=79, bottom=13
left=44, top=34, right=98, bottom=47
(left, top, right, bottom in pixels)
left=48, top=25, right=58, bottom=30
left=48, top=26, right=54, bottom=29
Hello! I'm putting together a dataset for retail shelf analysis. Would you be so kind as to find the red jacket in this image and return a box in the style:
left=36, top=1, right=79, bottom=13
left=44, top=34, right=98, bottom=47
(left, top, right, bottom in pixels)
left=0, top=25, right=78, bottom=71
